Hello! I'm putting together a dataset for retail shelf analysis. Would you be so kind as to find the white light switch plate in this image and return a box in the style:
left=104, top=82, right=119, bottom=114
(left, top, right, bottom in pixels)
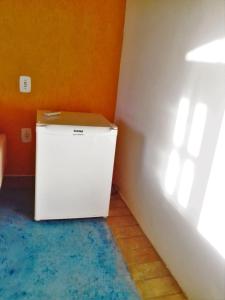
left=19, top=76, right=31, bottom=93
left=21, top=128, right=32, bottom=143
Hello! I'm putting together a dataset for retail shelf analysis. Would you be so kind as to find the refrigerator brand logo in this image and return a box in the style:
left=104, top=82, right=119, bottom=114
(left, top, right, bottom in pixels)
left=73, top=129, right=83, bottom=133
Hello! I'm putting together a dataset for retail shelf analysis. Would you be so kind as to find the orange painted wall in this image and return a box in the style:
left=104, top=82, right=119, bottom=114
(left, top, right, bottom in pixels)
left=0, top=0, right=126, bottom=175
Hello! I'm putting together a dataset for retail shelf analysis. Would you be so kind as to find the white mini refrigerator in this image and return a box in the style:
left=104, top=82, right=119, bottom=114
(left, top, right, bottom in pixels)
left=35, top=110, right=118, bottom=221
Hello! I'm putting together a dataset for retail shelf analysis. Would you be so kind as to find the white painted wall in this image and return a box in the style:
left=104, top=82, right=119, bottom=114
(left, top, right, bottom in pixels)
left=115, top=1, right=225, bottom=299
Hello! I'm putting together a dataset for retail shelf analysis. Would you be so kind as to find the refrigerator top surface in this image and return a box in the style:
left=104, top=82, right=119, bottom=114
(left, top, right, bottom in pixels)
left=37, top=110, right=116, bottom=128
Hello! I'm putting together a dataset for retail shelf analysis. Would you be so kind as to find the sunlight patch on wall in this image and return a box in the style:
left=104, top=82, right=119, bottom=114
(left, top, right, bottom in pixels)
left=165, top=150, right=181, bottom=195
left=173, top=97, right=190, bottom=148
left=186, top=38, right=225, bottom=64
left=177, top=159, right=195, bottom=208
left=164, top=97, right=208, bottom=211
left=187, top=103, right=208, bottom=158
left=198, top=111, right=225, bottom=259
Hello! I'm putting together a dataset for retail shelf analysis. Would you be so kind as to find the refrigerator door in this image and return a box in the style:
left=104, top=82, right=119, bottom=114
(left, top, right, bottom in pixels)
left=35, top=125, right=117, bottom=220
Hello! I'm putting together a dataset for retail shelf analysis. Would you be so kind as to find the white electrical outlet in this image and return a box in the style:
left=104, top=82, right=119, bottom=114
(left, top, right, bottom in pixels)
left=19, top=76, right=31, bottom=93
left=21, top=128, right=32, bottom=143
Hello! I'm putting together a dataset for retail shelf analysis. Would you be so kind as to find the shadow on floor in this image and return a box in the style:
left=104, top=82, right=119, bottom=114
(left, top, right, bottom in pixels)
left=0, top=188, right=34, bottom=220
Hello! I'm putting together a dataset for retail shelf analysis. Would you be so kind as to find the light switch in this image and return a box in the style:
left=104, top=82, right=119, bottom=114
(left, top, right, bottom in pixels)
left=21, top=128, right=32, bottom=143
left=19, top=76, right=31, bottom=93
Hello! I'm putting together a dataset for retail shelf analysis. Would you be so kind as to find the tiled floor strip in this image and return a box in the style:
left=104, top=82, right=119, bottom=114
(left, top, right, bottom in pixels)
left=107, top=194, right=187, bottom=300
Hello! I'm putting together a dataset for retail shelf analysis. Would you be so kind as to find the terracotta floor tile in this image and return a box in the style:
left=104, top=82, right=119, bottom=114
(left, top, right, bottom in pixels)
left=136, top=276, right=181, bottom=299
left=107, top=215, right=137, bottom=227
left=109, top=206, right=131, bottom=217
left=117, top=236, right=152, bottom=251
left=129, top=261, right=170, bottom=281
left=109, top=198, right=127, bottom=208
left=110, top=225, right=144, bottom=239
left=149, top=293, right=187, bottom=300
left=108, top=194, right=186, bottom=300
left=121, top=246, right=160, bottom=265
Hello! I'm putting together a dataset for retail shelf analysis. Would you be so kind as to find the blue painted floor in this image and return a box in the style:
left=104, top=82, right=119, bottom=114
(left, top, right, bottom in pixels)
left=0, top=189, right=140, bottom=300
